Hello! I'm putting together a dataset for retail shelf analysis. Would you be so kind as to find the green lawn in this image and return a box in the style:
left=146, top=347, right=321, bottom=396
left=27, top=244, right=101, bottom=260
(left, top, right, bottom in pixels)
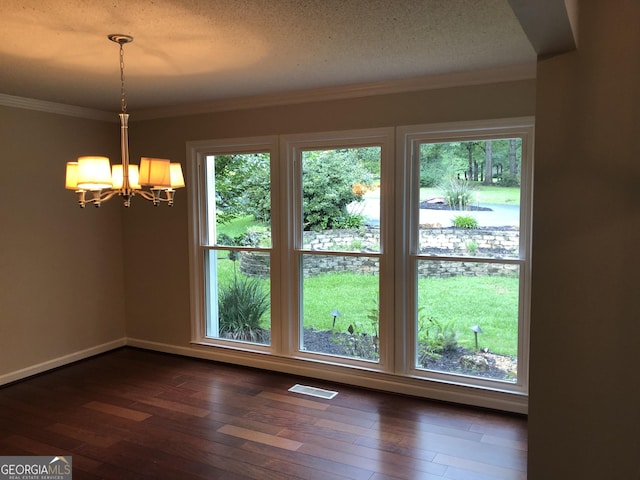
left=214, top=256, right=518, bottom=356
left=302, top=272, right=378, bottom=333
left=216, top=199, right=520, bottom=357
left=301, top=272, right=517, bottom=356
left=421, top=184, right=520, bottom=206
left=417, top=275, right=518, bottom=356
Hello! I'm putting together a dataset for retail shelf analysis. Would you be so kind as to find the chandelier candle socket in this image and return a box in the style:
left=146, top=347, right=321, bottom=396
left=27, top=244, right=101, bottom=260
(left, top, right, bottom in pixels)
left=64, top=34, right=185, bottom=207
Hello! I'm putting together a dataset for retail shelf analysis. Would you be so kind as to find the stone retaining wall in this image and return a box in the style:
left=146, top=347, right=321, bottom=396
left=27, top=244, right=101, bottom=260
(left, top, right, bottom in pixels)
left=240, top=227, right=520, bottom=278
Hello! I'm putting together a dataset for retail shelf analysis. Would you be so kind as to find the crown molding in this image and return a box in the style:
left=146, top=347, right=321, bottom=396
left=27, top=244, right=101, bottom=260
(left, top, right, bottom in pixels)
left=1, top=63, right=536, bottom=122
left=0, top=94, right=114, bottom=122
left=135, top=63, right=536, bottom=120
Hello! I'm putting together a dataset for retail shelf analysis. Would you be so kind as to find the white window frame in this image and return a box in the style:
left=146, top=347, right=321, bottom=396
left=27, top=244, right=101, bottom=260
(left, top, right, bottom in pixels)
left=185, top=119, right=533, bottom=412
left=186, top=136, right=280, bottom=353
left=397, top=117, right=534, bottom=394
left=281, top=128, right=395, bottom=368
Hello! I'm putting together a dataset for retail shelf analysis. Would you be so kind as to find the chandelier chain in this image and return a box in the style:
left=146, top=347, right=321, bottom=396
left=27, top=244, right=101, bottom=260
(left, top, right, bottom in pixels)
left=119, top=43, right=127, bottom=114
left=65, top=34, right=184, bottom=208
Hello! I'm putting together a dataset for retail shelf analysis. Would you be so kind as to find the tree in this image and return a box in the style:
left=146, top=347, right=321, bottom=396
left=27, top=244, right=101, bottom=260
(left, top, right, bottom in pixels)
left=484, top=140, right=493, bottom=186
left=490, top=138, right=521, bottom=186
left=456, top=141, right=484, bottom=181
left=302, top=149, right=375, bottom=231
left=420, top=143, right=458, bottom=187
left=212, top=148, right=376, bottom=231
left=214, top=153, right=270, bottom=224
left=509, top=138, right=518, bottom=177
left=417, top=139, right=522, bottom=188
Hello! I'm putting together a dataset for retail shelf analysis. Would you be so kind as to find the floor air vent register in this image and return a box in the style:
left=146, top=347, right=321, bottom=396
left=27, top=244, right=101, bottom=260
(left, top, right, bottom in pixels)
left=288, top=384, right=338, bottom=399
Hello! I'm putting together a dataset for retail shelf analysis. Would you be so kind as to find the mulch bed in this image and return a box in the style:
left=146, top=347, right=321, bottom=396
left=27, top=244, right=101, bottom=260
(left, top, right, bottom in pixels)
left=302, top=329, right=517, bottom=382
left=419, top=198, right=493, bottom=211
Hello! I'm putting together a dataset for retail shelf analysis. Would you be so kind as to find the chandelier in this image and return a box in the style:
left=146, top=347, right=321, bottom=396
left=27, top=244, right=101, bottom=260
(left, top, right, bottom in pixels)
left=65, top=34, right=185, bottom=207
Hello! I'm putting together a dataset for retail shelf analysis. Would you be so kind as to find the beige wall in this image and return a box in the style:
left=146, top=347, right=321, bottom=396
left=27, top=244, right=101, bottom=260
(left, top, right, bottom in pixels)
left=124, top=80, right=536, bottom=346
left=2, top=2, right=639, bottom=474
left=0, top=107, right=126, bottom=379
left=528, top=2, right=640, bottom=478
left=0, top=78, right=535, bottom=386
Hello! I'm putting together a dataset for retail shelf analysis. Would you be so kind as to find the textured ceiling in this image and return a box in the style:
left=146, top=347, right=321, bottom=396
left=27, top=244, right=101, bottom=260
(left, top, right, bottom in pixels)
left=0, top=0, right=537, bottom=112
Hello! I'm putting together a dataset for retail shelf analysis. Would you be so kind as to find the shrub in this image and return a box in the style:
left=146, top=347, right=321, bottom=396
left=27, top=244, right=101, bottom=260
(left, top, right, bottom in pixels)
left=466, top=240, right=479, bottom=254
left=302, top=150, right=374, bottom=231
left=214, top=149, right=376, bottom=232
left=420, top=160, right=448, bottom=187
left=499, top=172, right=520, bottom=187
left=218, top=276, right=269, bottom=343
left=217, top=227, right=271, bottom=248
left=440, top=178, right=476, bottom=210
left=239, top=226, right=271, bottom=247
left=330, top=295, right=379, bottom=360
left=452, top=215, right=479, bottom=229
left=216, top=232, right=236, bottom=246
left=332, top=322, right=379, bottom=360
left=417, top=312, right=458, bottom=362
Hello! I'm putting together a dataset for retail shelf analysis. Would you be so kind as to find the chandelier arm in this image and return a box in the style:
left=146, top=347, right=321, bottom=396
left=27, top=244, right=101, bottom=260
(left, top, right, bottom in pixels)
left=136, top=189, right=162, bottom=206
left=67, top=35, right=184, bottom=209
left=75, top=191, right=87, bottom=208
left=135, top=190, right=156, bottom=201
left=99, top=190, right=121, bottom=203
left=75, top=189, right=114, bottom=208
left=151, top=189, right=174, bottom=201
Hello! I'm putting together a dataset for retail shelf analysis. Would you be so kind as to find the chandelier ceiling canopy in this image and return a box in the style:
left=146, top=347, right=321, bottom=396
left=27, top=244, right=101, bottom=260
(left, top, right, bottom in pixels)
left=65, top=34, right=185, bottom=208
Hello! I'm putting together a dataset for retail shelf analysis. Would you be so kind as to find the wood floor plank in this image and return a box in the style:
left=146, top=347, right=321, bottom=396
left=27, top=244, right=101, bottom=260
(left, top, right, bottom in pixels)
left=480, top=432, right=528, bottom=451
left=46, top=422, right=120, bottom=448
left=83, top=400, right=152, bottom=421
left=119, top=419, right=314, bottom=480
left=279, top=426, right=438, bottom=465
left=296, top=439, right=448, bottom=479
left=258, top=390, right=330, bottom=410
left=393, top=432, right=527, bottom=474
left=1, top=434, right=74, bottom=457
left=240, top=440, right=375, bottom=480
left=0, top=348, right=527, bottom=479
left=369, top=473, right=443, bottom=480
left=241, top=403, right=323, bottom=430
left=209, top=410, right=286, bottom=436
left=315, top=417, right=406, bottom=442
left=434, top=452, right=526, bottom=479
left=77, top=440, right=219, bottom=480
left=470, top=416, right=528, bottom=441
left=134, top=396, right=210, bottom=417
left=312, top=405, right=379, bottom=429
left=217, top=424, right=302, bottom=451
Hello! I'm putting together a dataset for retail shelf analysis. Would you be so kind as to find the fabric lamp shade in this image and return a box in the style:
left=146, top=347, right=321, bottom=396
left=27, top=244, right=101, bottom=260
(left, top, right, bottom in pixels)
left=76, top=156, right=112, bottom=190
left=139, top=157, right=171, bottom=188
left=65, top=162, right=79, bottom=190
left=111, top=164, right=141, bottom=189
left=169, top=163, right=185, bottom=188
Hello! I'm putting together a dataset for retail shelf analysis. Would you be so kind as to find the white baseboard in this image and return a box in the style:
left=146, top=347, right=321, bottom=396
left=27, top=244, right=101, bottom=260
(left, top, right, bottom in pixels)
left=126, top=337, right=528, bottom=414
left=0, top=337, right=527, bottom=414
left=0, top=338, right=126, bottom=386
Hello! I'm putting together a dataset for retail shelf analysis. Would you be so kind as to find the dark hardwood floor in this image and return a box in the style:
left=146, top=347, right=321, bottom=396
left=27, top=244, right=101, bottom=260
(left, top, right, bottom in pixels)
left=0, top=348, right=527, bottom=479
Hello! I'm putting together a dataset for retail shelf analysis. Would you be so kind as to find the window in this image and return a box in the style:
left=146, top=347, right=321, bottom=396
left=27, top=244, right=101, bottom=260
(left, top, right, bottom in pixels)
left=285, top=130, right=394, bottom=366
left=188, top=119, right=533, bottom=409
left=187, top=136, right=278, bottom=351
left=399, top=119, right=533, bottom=392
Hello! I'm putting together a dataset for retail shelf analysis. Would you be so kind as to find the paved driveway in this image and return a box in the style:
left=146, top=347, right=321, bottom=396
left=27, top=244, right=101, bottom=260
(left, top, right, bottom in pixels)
left=351, top=195, right=520, bottom=228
